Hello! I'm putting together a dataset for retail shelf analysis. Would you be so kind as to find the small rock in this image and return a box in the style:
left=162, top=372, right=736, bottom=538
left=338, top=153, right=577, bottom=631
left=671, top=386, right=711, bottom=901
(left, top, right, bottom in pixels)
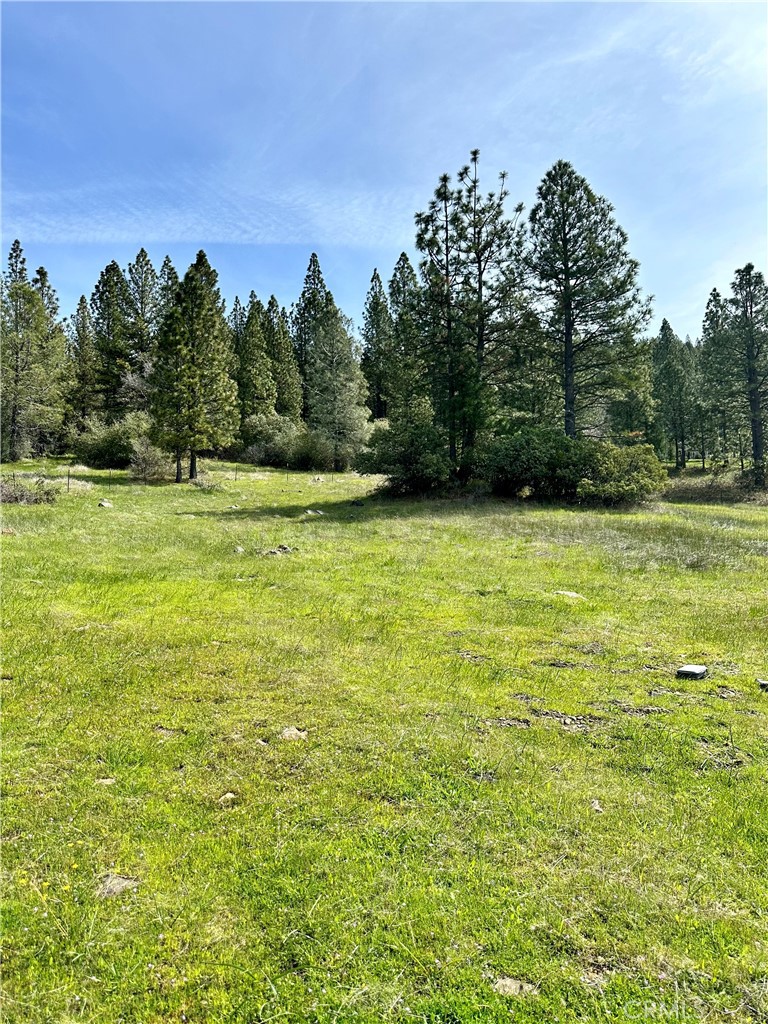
left=227, top=505, right=240, bottom=509
left=94, top=778, right=116, bottom=786
left=676, top=664, right=707, bottom=679
left=1, top=527, right=16, bottom=535
left=493, top=977, right=537, bottom=997
left=218, top=791, right=239, bottom=808
left=254, top=738, right=269, bottom=747
left=553, top=590, right=586, bottom=600
left=98, top=500, right=113, bottom=508
left=758, top=679, right=768, bottom=692
left=234, top=546, right=245, bottom=554
left=304, top=509, right=325, bottom=516
left=590, top=799, right=605, bottom=814
left=97, top=873, right=139, bottom=898
left=280, top=726, right=308, bottom=741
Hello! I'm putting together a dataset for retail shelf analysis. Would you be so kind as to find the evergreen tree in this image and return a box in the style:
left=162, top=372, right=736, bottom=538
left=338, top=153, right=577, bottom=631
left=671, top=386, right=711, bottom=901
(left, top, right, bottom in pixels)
left=262, top=296, right=302, bottom=421
left=652, top=319, right=695, bottom=466
left=149, top=251, right=239, bottom=480
left=360, top=269, right=394, bottom=419
left=235, top=292, right=277, bottom=426
left=527, top=160, right=651, bottom=437
left=415, top=172, right=464, bottom=468
left=453, top=151, right=526, bottom=470
left=291, top=252, right=334, bottom=414
left=68, top=295, right=100, bottom=428
left=704, top=265, right=768, bottom=485
left=700, top=287, right=751, bottom=468
left=120, top=249, right=159, bottom=412
left=387, top=252, right=424, bottom=414
left=157, top=256, right=180, bottom=322
left=306, top=309, right=369, bottom=470
left=1, top=242, right=66, bottom=459
left=90, top=260, right=131, bottom=420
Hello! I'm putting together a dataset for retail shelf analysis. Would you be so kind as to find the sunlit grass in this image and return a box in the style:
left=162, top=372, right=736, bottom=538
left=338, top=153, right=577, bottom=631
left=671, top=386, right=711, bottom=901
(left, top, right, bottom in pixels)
left=2, top=463, right=767, bottom=1022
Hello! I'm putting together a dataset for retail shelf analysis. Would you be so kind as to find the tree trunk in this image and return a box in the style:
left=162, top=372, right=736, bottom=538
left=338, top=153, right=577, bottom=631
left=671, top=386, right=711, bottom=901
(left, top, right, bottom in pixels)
left=680, top=428, right=687, bottom=469
left=175, top=451, right=182, bottom=483
left=189, top=450, right=197, bottom=480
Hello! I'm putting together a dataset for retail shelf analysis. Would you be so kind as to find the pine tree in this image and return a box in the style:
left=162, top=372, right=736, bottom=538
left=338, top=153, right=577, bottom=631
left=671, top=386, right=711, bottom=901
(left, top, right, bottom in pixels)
left=700, top=288, right=750, bottom=467
left=453, top=151, right=526, bottom=470
left=652, top=319, right=695, bottom=466
left=90, top=260, right=131, bottom=420
left=68, top=295, right=100, bottom=428
left=360, top=269, right=394, bottom=419
left=149, top=251, right=239, bottom=480
left=235, top=292, right=276, bottom=427
left=121, top=249, right=159, bottom=411
left=387, top=252, right=424, bottom=414
left=306, top=309, right=369, bottom=471
left=1, top=242, right=66, bottom=459
left=527, top=160, right=651, bottom=437
left=157, top=256, right=180, bottom=322
left=262, top=296, right=302, bottom=421
left=704, top=265, right=768, bottom=485
left=291, top=253, right=334, bottom=415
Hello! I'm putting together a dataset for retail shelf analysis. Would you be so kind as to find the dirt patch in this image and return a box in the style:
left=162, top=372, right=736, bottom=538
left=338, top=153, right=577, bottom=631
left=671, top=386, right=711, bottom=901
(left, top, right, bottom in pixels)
left=713, top=686, right=742, bottom=700
left=458, top=650, right=490, bottom=664
left=609, top=700, right=670, bottom=717
left=696, top=738, right=752, bottom=771
left=530, top=708, right=603, bottom=732
left=486, top=717, right=531, bottom=729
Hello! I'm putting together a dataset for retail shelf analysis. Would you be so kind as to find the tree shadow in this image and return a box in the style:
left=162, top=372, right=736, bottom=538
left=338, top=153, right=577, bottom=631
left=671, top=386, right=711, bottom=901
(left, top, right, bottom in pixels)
left=179, top=492, right=631, bottom=525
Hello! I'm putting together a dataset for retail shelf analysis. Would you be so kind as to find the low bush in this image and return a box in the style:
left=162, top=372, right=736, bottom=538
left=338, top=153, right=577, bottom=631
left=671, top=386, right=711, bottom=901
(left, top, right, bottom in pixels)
left=128, top=437, right=171, bottom=481
left=73, top=413, right=151, bottom=469
left=288, top=428, right=335, bottom=472
left=356, top=399, right=452, bottom=495
left=240, top=413, right=301, bottom=467
left=0, top=476, right=58, bottom=504
left=482, top=426, right=666, bottom=505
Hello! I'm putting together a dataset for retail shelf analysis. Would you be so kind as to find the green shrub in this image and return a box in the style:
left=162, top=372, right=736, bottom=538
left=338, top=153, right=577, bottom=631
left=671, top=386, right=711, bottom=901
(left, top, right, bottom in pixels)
left=73, top=413, right=151, bottom=469
left=241, top=413, right=300, bottom=467
left=0, top=476, right=58, bottom=504
left=356, top=399, right=452, bottom=495
left=482, top=427, right=666, bottom=505
left=288, top=428, right=335, bottom=472
left=128, top=437, right=171, bottom=481
left=576, top=444, right=668, bottom=505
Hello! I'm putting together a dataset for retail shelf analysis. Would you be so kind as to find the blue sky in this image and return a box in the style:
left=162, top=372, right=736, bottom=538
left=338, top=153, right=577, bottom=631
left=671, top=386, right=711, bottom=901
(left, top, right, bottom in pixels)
left=2, top=1, right=766, bottom=340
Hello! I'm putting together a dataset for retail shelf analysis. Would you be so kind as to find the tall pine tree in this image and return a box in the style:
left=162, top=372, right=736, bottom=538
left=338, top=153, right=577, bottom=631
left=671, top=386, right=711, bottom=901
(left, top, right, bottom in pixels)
left=90, top=260, right=131, bottom=420
left=360, top=269, right=394, bottom=419
left=291, top=253, right=334, bottom=415
left=1, top=242, right=66, bottom=459
left=527, top=160, right=651, bottom=437
left=262, top=296, right=302, bottom=421
left=150, top=251, right=239, bottom=480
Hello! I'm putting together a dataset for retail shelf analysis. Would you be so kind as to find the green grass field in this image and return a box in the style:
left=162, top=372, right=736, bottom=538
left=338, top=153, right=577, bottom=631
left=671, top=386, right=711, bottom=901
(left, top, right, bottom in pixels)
left=2, top=462, right=767, bottom=1023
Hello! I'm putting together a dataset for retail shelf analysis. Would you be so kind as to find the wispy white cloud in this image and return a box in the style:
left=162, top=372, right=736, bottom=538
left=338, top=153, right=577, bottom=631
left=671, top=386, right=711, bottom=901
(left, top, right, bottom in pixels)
left=4, top=170, right=420, bottom=249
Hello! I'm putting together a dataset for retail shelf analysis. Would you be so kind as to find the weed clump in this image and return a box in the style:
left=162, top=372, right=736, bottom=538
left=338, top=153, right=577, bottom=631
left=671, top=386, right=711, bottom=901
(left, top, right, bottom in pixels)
left=0, top=476, right=58, bottom=504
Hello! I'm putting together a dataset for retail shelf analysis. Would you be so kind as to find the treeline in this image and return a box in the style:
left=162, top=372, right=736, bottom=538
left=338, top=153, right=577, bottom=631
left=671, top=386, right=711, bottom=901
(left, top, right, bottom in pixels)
left=2, top=153, right=765, bottom=492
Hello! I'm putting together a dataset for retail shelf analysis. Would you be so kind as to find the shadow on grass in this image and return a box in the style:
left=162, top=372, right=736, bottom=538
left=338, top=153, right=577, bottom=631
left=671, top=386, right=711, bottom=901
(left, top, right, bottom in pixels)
left=179, top=492, right=638, bottom=525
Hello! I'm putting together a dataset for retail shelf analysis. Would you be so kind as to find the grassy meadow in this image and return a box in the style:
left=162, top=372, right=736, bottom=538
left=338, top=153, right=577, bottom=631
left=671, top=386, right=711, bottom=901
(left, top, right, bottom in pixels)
left=2, top=461, right=767, bottom=1023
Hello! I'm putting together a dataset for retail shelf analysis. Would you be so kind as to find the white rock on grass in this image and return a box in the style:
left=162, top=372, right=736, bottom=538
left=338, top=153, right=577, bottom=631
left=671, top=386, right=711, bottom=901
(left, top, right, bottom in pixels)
left=97, top=873, right=139, bottom=898
left=98, top=500, right=113, bottom=508
left=218, top=791, right=239, bottom=808
left=280, top=726, right=308, bottom=741
left=554, top=590, right=586, bottom=600
left=493, top=977, right=537, bottom=997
